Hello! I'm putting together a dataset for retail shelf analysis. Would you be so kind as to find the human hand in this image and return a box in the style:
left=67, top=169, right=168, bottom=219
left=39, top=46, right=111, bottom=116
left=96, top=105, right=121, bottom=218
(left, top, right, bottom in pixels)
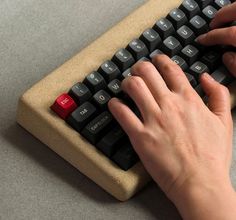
left=108, top=55, right=235, bottom=219
left=197, top=2, right=236, bottom=76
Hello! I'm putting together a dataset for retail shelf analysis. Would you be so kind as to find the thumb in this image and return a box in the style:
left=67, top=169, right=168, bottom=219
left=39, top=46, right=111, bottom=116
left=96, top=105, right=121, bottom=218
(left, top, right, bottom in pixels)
left=200, top=73, right=231, bottom=123
left=223, top=52, right=236, bottom=77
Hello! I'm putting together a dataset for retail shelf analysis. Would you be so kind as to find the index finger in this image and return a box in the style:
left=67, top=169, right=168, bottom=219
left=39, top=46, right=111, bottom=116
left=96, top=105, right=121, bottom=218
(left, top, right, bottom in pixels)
left=210, top=2, right=236, bottom=29
left=197, top=27, right=236, bottom=47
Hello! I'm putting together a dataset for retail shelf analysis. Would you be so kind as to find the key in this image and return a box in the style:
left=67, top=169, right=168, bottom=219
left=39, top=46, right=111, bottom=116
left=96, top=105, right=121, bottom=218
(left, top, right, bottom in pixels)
left=213, top=0, right=231, bottom=9
left=126, top=39, right=149, bottom=61
left=201, top=50, right=221, bottom=71
left=81, top=111, right=114, bottom=145
left=96, top=127, right=126, bottom=157
left=167, top=8, right=188, bottom=29
left=189, top=15, right=209, bottom=35
left=171, top=55, right=188, bottom=71
left=195, top=0, right=213, bottom=9
left=112, top=142, right=139, bottom=171
left=176, top=25, right=196, bottom=46
left=202, top=5, right=218, bottom=22
left=189, top=61, right=210, bottom=80
left=51, top=94, right=77, bottom=120
left=121, top=68, right=132, bottom=80
left=211, top=66, right=234, bottom=85
left=179, top=0, right=201, bottom=19
left=193, top=38, right=206, bottom=52
left=98, top=60, right=121, bottom=82
left=195, top=65, right=234, bottom=98
left=181, top=45, right=199, bottom=65
left=66, top=102, right=97, bottom=132
left=138, top=57, right=150, bottom=62
left=107, top=79, right=123, bottom=97
left=149, top=49, right=164, bottom=59
left=83, top=71, right=107, bottom=93
left=92, top=90, right=111, bottom=110
left=185, top=72, right=198, bottom=87
left=140, top=28, right=162, bottom=52
left=68, top=82, right=92, bottom=105
left=153, top=18, right=175, bottom=39
left=195, top=84, right=205, bottom=98
left=112, top=48, right=135, bottom=72
left=161, top=36, right=183, bottom=57
left=231, top=21, right=236, bottom=27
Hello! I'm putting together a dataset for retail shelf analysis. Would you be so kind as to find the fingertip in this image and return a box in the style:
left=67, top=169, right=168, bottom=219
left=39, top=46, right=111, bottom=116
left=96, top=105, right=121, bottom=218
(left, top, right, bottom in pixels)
left=196, top=33, right=207, bottom=44
left=223, top=52, right=235, bottom=65
left=202, top=72, right=214, bottom=80
left=200, top=73, right=215, bottom=86
left=108, top=97, right=121, bottom=111
left=209, top=21, right=215, bottom=30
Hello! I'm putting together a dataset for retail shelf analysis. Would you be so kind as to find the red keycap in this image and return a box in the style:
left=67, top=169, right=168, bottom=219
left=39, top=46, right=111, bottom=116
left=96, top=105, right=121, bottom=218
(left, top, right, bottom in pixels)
left=51, top=94, right=77, bottom=120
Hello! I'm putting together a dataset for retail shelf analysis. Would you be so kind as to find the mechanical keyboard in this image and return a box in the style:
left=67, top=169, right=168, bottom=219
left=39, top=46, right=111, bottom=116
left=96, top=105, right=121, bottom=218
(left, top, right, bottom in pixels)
left=17, top=0, right=236, bottom=201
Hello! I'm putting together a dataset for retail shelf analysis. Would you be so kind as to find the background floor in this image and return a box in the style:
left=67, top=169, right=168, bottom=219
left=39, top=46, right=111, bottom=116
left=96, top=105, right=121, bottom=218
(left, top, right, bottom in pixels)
left=1, top=1, right=236, bottom=219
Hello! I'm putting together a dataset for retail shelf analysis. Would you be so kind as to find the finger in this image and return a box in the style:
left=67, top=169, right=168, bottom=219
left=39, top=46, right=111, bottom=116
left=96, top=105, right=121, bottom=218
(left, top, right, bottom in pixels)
left=210, top=2, right=236, bottom=29
left=152, top=55, right=193, bottom=93
left=197, top=27, right=236, bottom=47
left=131, top=61, right=171, bottom=101
left=200, top=73, right=231, bottom=124
left=223, top=52, right=236, bottom=77
left=108, top=98, right=143, bottom=136
left=121, top=76, right=161, bottom=122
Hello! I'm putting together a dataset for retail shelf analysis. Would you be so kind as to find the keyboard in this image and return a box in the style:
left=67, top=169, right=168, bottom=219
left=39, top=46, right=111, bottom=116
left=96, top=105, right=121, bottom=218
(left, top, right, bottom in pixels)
left=17, top=0, right=236, bottom=201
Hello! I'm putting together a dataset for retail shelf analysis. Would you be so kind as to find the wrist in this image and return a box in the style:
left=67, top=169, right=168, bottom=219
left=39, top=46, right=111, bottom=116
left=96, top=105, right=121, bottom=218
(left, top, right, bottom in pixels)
left=168, top=174, right=236, bottom=220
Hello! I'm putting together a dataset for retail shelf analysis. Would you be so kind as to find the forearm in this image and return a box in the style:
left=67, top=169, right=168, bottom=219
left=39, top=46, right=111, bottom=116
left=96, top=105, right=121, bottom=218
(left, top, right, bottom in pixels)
left=169, top=176, right=236, bottom=220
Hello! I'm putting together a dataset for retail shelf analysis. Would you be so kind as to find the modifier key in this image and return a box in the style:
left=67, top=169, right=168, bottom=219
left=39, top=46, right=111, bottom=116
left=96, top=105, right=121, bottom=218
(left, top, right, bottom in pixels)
left=211, top=66, right=234, bottom=85
left=96, top=127, right=126, bottom=157
left=112, top=142, right=139, bottom=171
left=81, top=111, right=114, bottom=145
left=66, top=102, right=97, bottom=132
left=51, top=94, right=77, bottom=120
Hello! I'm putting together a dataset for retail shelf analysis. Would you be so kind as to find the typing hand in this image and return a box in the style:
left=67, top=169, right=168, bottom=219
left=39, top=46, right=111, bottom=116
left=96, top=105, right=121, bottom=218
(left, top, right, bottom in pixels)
left=108, top=55, right=235, bottom=220
left=198, top=2, right=236, bottom=76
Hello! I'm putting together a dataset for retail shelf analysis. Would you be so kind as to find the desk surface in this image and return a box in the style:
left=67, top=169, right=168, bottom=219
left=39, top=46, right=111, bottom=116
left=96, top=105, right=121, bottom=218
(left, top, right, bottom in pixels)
left=1, top=1, right=236, bottom=219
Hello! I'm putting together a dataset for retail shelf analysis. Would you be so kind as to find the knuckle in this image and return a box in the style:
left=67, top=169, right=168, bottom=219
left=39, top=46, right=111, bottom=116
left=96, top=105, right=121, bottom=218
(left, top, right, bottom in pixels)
left=164, top=95, right=186, bottom=115
left=131, top=61, right=153, bottom=76
left=135, top=129, right=157, bottom=145
left=161, top=62, right=177, bottom=73
left=152, top=54, right=168, bottom=63
left=218, top=84, right=230, bottom=97
left=122, top=76, right=144, bottom=91
left=184, top=90, right=198, bottom=102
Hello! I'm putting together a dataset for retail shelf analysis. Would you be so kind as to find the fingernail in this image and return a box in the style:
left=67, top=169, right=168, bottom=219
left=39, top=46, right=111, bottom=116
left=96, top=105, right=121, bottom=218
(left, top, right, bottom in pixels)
left=196, top=34, right=207, bottom=42
left=223, top=53, right=235, bottom=65
left=202, top=73, right=215, bottom=81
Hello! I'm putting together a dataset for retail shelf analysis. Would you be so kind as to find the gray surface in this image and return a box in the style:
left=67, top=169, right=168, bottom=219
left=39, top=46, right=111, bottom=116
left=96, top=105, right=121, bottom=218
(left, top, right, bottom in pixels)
left=0, top=1, right=236, bottom=220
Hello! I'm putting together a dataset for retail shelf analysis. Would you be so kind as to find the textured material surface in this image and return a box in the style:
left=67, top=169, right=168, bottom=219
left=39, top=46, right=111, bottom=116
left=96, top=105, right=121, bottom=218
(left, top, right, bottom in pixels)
left=1, top=0, right=236, bottom=219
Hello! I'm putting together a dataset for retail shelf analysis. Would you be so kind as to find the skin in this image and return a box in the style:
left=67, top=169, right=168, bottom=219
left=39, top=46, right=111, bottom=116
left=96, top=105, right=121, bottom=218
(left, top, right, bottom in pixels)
left=108, top=3, right=236, bottom=220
